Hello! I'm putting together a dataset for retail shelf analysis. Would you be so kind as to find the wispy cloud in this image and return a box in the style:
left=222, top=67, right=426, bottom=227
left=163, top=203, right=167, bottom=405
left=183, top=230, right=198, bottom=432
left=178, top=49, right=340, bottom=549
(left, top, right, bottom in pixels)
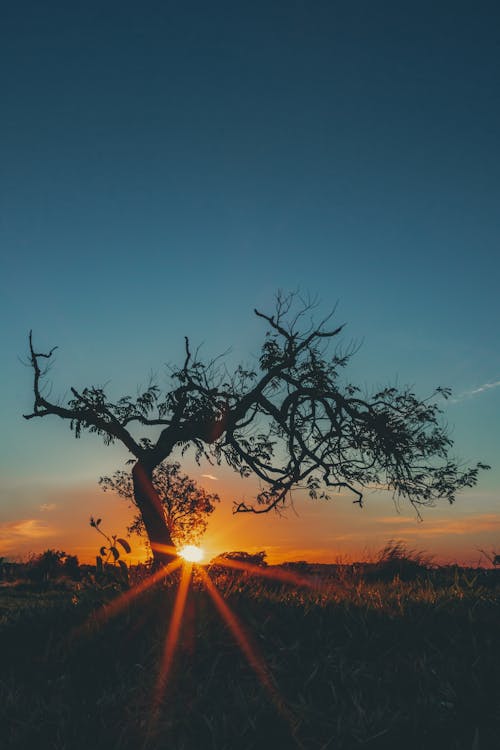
left=330, top=513, right=500, bottom=543
left=375, top=513, right=500, bottom=537
left=40, top=503, right=57, bottom=512
left=417, top=515, right=500, bottom=537
left=454, top=380, right=500, bottom=402
left=0, top=519, right=55, bottom=553
left=376, top=516, right=414, bottom=525
left=202, top=474, right=218, bottom=481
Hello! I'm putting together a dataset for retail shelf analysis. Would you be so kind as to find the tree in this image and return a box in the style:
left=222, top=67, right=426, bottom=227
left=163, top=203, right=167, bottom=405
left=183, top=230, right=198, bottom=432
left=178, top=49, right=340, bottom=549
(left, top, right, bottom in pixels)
left=27, top=549, right=80, bottom=583
left=24, top=292, right=488, bottom=566
left=99, top=461, right=219, bottom=549
left=210, top=550, right=268, bottom=568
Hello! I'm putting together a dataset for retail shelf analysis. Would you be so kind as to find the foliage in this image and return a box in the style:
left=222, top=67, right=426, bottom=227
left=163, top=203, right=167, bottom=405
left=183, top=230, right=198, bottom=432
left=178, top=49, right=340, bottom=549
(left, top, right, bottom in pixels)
left=26, top=549, right=80, bottom=583
left=367, top=539, right=434, bottom=582
left=99, top=462, right=219, bottom=547
left=478, top=548, right=500, bottom=567
left=210, top=550, right=268, bottom=567
left=89, top=516, right=131, bottom=584
left=281, top=560, right=313, bottom=574
left=24, top=292, right=489, bottom=559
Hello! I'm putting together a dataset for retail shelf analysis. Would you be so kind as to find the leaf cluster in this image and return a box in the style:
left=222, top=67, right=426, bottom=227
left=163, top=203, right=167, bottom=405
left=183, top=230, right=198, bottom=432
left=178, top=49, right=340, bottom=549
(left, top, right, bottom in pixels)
left=99, top=463, right=219, bottom=547
left=25, top=292, right=489, bottom=517
left=89, top=517, right=131, bottom=581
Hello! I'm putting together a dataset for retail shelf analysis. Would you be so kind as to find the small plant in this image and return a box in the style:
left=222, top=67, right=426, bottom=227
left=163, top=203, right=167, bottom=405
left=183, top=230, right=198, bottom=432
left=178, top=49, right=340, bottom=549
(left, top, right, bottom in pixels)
left=478, top=548, right=500, bottom=567
left=89, top=516, right=132, bottom=584
left=368, top=540, right=433, bottom=582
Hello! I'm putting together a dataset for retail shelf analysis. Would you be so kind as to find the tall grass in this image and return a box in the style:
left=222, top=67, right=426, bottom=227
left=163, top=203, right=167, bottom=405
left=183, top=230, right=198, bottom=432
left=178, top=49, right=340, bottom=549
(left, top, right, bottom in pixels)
left=0, top=564, right=499, bottom=749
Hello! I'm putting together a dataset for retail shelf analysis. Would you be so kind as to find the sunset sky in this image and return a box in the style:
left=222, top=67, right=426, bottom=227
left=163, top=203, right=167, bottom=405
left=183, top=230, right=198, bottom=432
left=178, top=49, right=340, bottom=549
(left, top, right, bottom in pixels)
left=1, top=1, right=499, bottom=565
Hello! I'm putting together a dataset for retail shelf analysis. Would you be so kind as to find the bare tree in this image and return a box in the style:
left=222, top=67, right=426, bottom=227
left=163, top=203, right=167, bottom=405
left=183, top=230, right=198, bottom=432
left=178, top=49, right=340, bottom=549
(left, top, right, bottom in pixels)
left=24, top=292, right=488, bottom=566
left=99, top=462, right=219, bottom=549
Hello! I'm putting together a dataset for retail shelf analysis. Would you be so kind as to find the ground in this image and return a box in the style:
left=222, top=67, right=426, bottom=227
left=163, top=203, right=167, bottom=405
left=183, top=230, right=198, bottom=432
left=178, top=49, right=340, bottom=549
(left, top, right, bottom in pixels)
left=0, top=565, right=499, bottom=749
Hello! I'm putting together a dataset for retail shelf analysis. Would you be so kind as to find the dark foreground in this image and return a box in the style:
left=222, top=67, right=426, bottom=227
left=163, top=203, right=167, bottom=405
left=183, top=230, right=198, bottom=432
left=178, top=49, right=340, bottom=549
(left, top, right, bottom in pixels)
left=1, top=567, right=499, bottom=750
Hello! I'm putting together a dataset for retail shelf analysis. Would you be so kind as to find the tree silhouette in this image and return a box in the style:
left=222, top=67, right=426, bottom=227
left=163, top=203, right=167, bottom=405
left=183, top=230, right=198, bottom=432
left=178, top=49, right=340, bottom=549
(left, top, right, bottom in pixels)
left=210, top=550, right=268, bottom=568
left=99, top=462, right=219, bottom=549
left=24, top=292, right=488, bottom=566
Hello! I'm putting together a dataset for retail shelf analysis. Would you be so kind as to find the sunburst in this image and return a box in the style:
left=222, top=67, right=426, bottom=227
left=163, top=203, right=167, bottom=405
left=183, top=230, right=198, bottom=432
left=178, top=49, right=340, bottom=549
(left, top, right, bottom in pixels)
left=179, top=544, right=204, bottom=563
left=79, top=550, right=329, bottom=747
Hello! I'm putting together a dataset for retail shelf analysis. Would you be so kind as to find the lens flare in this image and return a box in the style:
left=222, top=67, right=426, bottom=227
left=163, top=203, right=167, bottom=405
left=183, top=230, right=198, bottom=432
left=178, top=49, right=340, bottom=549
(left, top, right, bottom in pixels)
left=198, top=567, right=297, bottom=731
left=73, top=557, right=182, bottom=639
left=153, top=561, right=193, bottom=709
left=179, top=544, right=204, bottom=563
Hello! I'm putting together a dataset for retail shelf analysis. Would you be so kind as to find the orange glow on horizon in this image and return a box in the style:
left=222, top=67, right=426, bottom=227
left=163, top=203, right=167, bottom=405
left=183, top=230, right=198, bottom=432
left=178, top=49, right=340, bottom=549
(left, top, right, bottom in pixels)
left=3, top=475, right=497, bottom=569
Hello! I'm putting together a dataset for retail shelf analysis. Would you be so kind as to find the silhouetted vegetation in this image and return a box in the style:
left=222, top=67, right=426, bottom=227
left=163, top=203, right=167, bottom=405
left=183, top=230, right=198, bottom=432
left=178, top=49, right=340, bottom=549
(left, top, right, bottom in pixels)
left=210, top=549, right=268, bottom=567
left=89, top=516, right=132, bottom=586
left=99, top=461, right=219, bottom=548
left=24, top=292, right=488, bottom=565
left=1, top=554, right=499, bottom=749
left=365, top=539, right=433, bottom=582
left=25, top=549, right=80, bottom=585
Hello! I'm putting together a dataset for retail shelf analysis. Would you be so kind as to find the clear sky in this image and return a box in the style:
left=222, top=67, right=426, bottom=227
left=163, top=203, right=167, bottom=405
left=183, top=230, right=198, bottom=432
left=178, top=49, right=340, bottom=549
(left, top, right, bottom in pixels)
left=1, top=1, right=499, bottom=565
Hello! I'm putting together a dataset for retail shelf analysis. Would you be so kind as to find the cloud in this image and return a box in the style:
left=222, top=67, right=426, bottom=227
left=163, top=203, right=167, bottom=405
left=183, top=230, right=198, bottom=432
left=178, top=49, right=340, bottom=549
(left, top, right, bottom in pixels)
left=454, top=380, right=500, bottom=402
left=374, top=513, right=500, bottom=538
left=0, top=519, right=55, bottom=553
left=415, top=514, right=500, bottom=537
left=376, top=516, right=415, bottom=525
left=202, top=474, right=219, bottom=481
left=323, top=513, right=500, bottom=545
left=40, top=503, right=57, bottom=512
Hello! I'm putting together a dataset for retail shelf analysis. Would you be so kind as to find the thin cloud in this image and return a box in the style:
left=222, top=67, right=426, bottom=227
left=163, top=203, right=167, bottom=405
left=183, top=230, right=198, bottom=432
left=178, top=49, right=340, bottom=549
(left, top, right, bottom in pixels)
left=202, top=474, right=219, bottom=481
left=40, top=503, right=57, bottom=512
left=417, top=515, right=500, bottom=537
left=333, top=513, right=500, bottom=542
left=376, top=516, right=415, bottom=525
left=454, top=380, right=500, bottom=402
left=0, top=519, right=53, bottom=539
left=0, top=519, right=55, bottom=553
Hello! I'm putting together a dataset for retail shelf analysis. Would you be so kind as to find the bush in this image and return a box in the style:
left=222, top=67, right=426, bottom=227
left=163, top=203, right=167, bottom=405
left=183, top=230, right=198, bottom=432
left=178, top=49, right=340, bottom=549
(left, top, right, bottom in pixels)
left=366, top=541, right=432, bottom=582
left=26, top=549, right=80, bottom=584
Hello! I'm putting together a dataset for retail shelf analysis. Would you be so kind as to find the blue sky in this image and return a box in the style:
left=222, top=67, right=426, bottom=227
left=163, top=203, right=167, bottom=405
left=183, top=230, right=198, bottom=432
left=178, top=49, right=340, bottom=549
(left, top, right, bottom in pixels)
left=1, top=1, right=499, bottom=562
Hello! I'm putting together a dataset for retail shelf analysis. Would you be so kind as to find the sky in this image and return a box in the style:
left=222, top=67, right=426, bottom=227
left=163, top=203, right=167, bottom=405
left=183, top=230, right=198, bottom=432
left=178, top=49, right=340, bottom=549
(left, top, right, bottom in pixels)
left=1, top=1, right=499, bottom=565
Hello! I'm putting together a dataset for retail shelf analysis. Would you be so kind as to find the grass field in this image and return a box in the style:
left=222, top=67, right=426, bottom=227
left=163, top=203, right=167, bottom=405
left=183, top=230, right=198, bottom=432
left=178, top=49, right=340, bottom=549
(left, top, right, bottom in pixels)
left=1, top=564, right=499, bottom=750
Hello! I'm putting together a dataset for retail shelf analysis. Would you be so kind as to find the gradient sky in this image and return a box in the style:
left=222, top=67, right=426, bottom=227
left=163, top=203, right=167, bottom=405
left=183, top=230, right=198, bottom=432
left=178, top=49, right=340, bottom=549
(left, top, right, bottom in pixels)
left=1, top=1, right=499, bottom=565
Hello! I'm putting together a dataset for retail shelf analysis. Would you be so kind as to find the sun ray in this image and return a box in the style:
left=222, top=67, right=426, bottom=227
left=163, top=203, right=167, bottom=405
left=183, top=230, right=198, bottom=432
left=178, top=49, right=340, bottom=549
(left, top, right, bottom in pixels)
left=150, top=543, right=179, bottom=559
left=152, top=561, right=193, bottom=711
left=213, top=556, right=334, bottom=595
left=198, top=566, right=299, bottom=738
left=73, top=557, right=183, bottom=638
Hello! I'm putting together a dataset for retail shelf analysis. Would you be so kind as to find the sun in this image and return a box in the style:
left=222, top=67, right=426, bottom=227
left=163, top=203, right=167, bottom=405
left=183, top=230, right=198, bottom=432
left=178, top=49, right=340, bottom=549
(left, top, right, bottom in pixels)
left=82, top=543, right=322, bottom=739
left=179, top=544, right=204, bottom=563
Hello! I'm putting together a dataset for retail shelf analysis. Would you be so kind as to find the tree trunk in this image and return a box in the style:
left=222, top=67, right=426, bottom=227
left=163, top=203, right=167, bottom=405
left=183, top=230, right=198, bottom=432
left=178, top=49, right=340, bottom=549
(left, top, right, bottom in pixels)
left=132, top=461, right=177, bottom=567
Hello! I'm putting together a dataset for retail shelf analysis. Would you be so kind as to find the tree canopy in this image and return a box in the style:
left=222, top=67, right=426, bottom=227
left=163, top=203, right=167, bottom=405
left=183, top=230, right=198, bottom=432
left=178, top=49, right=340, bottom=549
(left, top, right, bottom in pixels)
left=99, top=462, right=219, bottom=547
left=24, top=292, right=488, bottom=562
